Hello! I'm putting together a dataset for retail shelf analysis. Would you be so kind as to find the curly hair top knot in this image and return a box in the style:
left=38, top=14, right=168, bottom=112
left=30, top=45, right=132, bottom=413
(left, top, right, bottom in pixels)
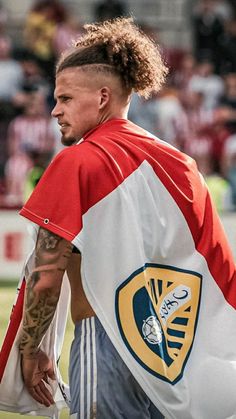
left=56, top=17, right=168, bottom=98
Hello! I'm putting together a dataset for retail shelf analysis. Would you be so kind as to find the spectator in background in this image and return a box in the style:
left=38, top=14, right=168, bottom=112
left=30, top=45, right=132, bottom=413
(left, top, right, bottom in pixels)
left=205, top=109, right=231, bottom=168
left=4, top=151, right=33, bottom=206
left=22, top=0, right=78, bottom=108
left=5, top=90, right=55, bottom=206
left=0, top=36, right=24, bottom=104
left=213, top=0, right=234, bottom=21
left=227, top=152, right=236, bottom=208
left=155, top=87, right=183, bottom=147
left=94, top=0, right=127, bottom=21
left=219, top=19, right=236, bottom=74
left=219, top=72, right=236, bottom=134
left=23, top=0, right=67, bottom=83
left=192, top=0, right=225, bottom=73
left=171, top=53, right=197, bottom=92
left=188, top=60, right=225, bottom=110
left=222, top=133, right=236, bottom=172
left=23, top=150, right=48, bottom=202
left=53, top=15, right=83, bottom=57
left=13, top=50, right=51, bottom=111
left=200, top=154, right=233, bottom=212
left=7, top=89, right=54, bottom=157
left=0, top=35, right=24, bottom=183
left=172, top=90, right=214, bottom=153
left=221, top=133, right=236, bottom=207
left=18, top=51, right=50, bottom=93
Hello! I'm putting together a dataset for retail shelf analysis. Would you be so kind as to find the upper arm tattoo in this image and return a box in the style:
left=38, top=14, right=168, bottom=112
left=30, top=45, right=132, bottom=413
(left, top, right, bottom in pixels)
left=34, top=228, right=73, bottom=272
left=19, top=228, right=73, bottom=356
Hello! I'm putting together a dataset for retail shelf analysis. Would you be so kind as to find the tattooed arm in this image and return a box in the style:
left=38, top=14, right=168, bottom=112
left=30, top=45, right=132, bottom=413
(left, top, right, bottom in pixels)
left=19, top=227, right=72, bottom=406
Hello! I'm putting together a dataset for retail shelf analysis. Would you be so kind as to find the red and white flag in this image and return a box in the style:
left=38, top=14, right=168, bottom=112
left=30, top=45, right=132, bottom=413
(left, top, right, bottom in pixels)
left=19, top=119, right=236, bottom=419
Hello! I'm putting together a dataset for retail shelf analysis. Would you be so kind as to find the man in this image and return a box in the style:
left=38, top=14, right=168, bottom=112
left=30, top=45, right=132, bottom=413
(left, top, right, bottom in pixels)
left=18, top=17, right=236, bottom=419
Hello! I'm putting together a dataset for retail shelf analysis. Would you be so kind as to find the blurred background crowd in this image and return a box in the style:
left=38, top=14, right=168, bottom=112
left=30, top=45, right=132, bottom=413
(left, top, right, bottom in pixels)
left=0, top=0, right=236, bottom=213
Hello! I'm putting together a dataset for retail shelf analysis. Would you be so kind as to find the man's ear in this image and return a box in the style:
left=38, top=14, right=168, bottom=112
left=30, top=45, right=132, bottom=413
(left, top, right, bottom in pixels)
left=99, top=86, right=110, bottom=109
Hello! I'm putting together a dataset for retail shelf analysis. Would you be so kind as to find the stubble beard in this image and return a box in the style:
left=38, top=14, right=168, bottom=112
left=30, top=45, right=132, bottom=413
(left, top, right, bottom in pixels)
left=61, top=135, right=78, bottom=147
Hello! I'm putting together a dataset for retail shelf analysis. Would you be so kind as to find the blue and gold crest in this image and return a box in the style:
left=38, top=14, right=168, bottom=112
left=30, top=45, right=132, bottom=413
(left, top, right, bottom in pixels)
left=115, top=263, right=202, bottom=384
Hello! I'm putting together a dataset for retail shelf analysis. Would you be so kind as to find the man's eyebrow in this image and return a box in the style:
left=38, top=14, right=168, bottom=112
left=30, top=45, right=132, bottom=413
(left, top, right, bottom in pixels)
left=54, top=94, right=71, bottom=100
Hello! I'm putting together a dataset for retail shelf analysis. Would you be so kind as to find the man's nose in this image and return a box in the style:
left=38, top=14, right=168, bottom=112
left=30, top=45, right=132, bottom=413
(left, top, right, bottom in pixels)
left=51, top=103, right=62, bottom=117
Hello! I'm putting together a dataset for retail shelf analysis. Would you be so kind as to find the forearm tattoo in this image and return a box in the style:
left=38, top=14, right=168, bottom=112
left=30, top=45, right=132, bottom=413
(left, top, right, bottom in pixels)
left=19, top=228, right=72, bottom=356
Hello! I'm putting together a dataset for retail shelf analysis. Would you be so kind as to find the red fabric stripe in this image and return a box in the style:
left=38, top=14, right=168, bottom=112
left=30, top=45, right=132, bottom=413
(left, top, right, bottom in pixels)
left=0, top=279, right=26, bottom=382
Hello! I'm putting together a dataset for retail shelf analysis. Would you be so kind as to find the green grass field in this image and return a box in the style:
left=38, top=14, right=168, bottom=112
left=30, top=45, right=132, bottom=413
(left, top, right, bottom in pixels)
left=0, top=281, right=74, bottom=419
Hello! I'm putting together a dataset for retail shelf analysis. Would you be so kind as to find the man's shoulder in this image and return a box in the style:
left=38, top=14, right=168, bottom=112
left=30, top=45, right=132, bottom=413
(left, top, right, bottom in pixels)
left=53, top=141, right=92, bottom=161
left=51, top=141, right=104, bottom=173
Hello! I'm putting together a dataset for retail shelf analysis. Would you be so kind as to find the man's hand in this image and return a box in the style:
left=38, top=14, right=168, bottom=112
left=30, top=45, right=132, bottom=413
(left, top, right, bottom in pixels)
left=21, top=349, right=55, bottom=407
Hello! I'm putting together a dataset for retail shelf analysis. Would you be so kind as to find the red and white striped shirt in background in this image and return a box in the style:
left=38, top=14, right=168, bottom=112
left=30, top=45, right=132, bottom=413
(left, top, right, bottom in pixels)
left=7, top=115, right=55, bottom=156
left=172, top=105, right=214, bottom=155
left=4, top=152, right=33, bottom=206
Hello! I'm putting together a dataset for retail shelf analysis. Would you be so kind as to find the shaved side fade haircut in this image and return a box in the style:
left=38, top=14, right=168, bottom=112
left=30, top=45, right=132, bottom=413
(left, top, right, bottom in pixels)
left=56, top=17, right=168, bottom=98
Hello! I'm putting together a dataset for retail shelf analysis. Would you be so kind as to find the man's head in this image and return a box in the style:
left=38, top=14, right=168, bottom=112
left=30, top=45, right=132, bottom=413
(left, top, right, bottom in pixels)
left=52, top=17, right=168, bottom=145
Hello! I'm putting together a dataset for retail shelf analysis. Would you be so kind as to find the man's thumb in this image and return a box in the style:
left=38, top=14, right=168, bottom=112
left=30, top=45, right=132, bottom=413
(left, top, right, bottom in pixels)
left=47, top=366, right=56, bottom=380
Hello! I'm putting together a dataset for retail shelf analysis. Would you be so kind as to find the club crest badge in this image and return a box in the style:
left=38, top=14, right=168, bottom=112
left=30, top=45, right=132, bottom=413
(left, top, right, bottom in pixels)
left=115, top=263, right=202, bottom=384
